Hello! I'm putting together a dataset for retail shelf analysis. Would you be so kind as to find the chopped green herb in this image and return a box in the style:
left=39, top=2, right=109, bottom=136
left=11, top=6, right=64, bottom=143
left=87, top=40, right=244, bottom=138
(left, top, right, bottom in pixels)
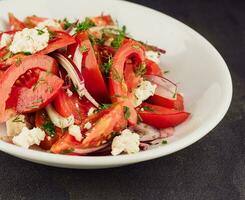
left=95, top=104, right=112, bottom=113
left=111, top=68, right=123, bottom=83
left=112, top=94, right=127, bottom=99
left=102, top=55, right=113, bottom=77
left=23, top=51, right=32, bottom=55
left=48, top=31, right=56, bottom=40
left=123, top=106, right=130, bottom=120
left=162, top=140, right=168, bottom=144
left=71, top=84, right=79, bottom=93
left=164, top=70, right=170, bottom=74
left=63, top=18, right=72, bottom=30
left=15, top=57, right=23, bottom=65
left=132, top=45, right=141, bottom=51
left=172, top=86, right=178, bottom=99
left=33, top=78, right=48, bottom=91
left=3, top=52, right=13, bottom=60
left=135, top=63, right=146, bottom=77
left=142, top=106, right=154, bottom=112
left=62, top=148, right=75, bottom=154
left=36, top=28, right=45, bottom=35
left=42, top=121, right=56, bottom=138
left=32, top=98, right=43, bottom=104
left=88, top=34, right=105, bottom=45
left=12, top=115, right=25, bottom=123
left=75, top=17, right=95, bottom=32
left=111, top=25, right=126, bottom=48
left=79, top=45, right=88, bottom=53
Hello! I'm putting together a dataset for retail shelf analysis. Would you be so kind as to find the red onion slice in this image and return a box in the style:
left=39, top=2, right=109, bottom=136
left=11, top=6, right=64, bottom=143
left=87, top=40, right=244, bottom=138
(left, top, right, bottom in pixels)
left=145, top=75, right=178, bottom=100
left=73, top=143, right=109, bottom=155
left=130, top=122, right=161, bottom=142
left=52, top=52, right=99, bottom=107
left=160, top=127, right=175, bottom=138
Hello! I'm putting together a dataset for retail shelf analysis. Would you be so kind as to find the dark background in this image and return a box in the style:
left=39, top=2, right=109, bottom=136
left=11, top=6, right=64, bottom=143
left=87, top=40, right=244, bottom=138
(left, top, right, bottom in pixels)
left=0, top=0, right=244, bottom=199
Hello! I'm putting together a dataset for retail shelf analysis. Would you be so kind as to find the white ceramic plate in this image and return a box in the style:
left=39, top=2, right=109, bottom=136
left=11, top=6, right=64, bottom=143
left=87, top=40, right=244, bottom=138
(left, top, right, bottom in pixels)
left=0, top=0, right=232, bottom=169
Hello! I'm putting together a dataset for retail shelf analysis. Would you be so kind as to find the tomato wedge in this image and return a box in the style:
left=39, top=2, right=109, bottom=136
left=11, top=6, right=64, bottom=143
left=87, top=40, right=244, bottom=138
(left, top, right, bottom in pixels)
left=109, top=40, right=145, bottom=125
left=148, top=93, right=184, bottom=111
left=15, top=71, right=63, bottom=113
left=54, top=89, right=95, bottom=125
left=145, top=59, right=162, bottom=76
left=8, top=13, right=25, bottom=31
left=50, top=103, right=126, bottom=154
left=90, top=15, right=114, bottom=26
left=38, top=31, right=76, bottom=55
left=24, top=16, right=47, bottom=28
left=74, top=31, right=109, bottom=103
left=137, top=103, right=190, bottom=129
left=0, top=55, right=58, bottom=122
left=35, top=110, right=63, bottom=150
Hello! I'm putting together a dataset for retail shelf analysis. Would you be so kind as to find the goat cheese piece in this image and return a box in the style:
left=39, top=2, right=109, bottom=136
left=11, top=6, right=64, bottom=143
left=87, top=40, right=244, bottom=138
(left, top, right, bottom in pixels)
left=37, top=19, right=61, bottom=29
left=68, top=125, right=82, bottom=142
left=0, top=33, right=13, bottom=48
left=6, top=115, right=27, bottom=137
left=145, top=50, right=160, bottom=64
left=87, top=107, right=96, bottom=116
left=66, top=89, right=73, bottom=97
left=134, top=80, right=157, bottom=107
left=84, top=122, right=92, bottom=130
left=12, top=127, right=45, bottom=149
left=9, top=27, right=49, bottom=54
left=111, top=129, right=140, bottom=156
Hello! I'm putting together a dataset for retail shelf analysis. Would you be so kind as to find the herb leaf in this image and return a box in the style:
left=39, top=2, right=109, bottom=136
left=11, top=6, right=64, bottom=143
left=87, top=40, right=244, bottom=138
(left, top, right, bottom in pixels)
left=111, top=25, right=126, bottom=48
left=95, top=104, right=112, bottom=113
left=79, top=44, right=88, bottom=53
left=12, top=115, right=25, bottom=123
left=23, top=51, right=32, bottom=55
left=134, top=63, right=146, bottom=77
left=123, top=106, right=130, bottom=120
left=142, top=106, right=153, bottom=112
left=42, top=121, right=56, bottom=138
left=76, top=17, right=95, bottom=32
left=111, top=68, right=123, bottom=83
left=102, top=55, right=113, bottom=77
left=36, top=28, right=45, bottom=35
left=63, top=18, right=72, bottom=30
left=162, top=140, right=168, bottom=144
left=62, top=148, right=75, bottom=154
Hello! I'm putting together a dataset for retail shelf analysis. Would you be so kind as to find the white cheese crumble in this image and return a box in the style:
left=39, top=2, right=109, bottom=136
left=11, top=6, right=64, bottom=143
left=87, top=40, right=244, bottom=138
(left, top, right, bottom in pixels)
left=12, top=127, right=45, bottom=149
left=68, top=125, right=82, bottom=142
left=87, top=107, right=96, bottom=116
left=9, top=27, right=49, bottom=54
left=66, top=89, right=73, bottom=97
left=134, top=80, right=157, bottom=107
left=111, top=129, right=140, bottom=156
left=6, top=115, right=26, bottom=137
left=84, top=122, right=92, bottom=130
left=145, top=50, right=160, bottom=64
left=0, top=33, right=13, bottom=48
left=37, top=19, right=61, bottom=29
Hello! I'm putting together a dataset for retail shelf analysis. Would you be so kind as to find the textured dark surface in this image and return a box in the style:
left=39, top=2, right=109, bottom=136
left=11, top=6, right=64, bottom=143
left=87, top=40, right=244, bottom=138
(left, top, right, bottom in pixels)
left=0, top=0, right=244, bottom=200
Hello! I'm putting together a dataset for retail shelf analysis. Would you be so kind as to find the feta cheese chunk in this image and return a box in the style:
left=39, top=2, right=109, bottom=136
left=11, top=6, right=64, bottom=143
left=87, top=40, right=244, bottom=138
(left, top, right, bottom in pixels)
left=66, top=89, right=73, bottom=97
left=37, top=19, right=61, bottom=29
left=0, top=33, right=13, bottom=48
left=12, top=127, right=45, bottom=149
left=68, top=125, right=82, bottom=142
left=134, top=80, right=157, bottom=107
left=111, top=129, right=140, bottom=156
left=9, top=27, right=49, bottom=54
left=84, top=122, right=92, bottom=130
left=145, top=50, right=160, bottom=64
left=6, top=115, right=26, bottom=137
left=87, top=107, right=96, bottom=116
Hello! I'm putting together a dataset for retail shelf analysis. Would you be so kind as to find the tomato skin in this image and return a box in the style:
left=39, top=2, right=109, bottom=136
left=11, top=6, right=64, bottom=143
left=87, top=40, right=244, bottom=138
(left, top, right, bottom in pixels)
left=148, top=93, right=184, bottom=111
left=90, top=15, right=114, bottom=26
left=15, top=71, right=63, bottom=113
left=38, top=31, right=76, bottom=55
left=109, top=40, right=145, bottom=125
left=8, top=13, right=25, bottom=31
left=54, top=89, right=95, bottom=125
left=138, top=103, right=190, bottom=129
left=145, top=59, right=162, bottom=76
left=75, top=31, right=109, bottom=103
left=24, top=16, right=47, bottom=28
left=0, top=55, right=58, bottom=122
left=35, top=110, right=63, bottom=150
left=50, top=103, right=126, bottom=153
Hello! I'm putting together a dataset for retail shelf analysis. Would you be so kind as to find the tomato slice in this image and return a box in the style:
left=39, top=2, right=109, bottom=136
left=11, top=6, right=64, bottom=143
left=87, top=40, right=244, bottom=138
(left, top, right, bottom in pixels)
left=38, top=31, right=76, bottom=55
left=137, top=103, right=190, bottom=129
left=75, top=31, right=109, bottom=103
left=90, top=15, right=114, bottom=26
left=15, top=71, right=63, bottom=113
left=148, top=93, right=184, bottom=111
left=109, top=40, right=145, bottom=125
left=145, top=59, right=162, bottom=76
left=35, top=110, right=63, bottom=150
left=24, top=16, right=47, bottom=28
left=8, top=13, right=25, bottom=31
left=54, top=89, right=95, bottom=125
left=0, top=55, right=58, bottom=122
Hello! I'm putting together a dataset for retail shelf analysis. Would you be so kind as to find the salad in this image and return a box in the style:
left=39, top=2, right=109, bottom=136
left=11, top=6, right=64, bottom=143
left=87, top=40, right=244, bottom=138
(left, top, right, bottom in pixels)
left=0, top=13, right=190, bottom=156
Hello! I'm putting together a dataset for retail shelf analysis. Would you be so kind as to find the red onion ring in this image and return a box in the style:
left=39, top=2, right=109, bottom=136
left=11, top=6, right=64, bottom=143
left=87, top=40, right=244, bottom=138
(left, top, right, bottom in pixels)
left=73, top=143, right=109, bottom=155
